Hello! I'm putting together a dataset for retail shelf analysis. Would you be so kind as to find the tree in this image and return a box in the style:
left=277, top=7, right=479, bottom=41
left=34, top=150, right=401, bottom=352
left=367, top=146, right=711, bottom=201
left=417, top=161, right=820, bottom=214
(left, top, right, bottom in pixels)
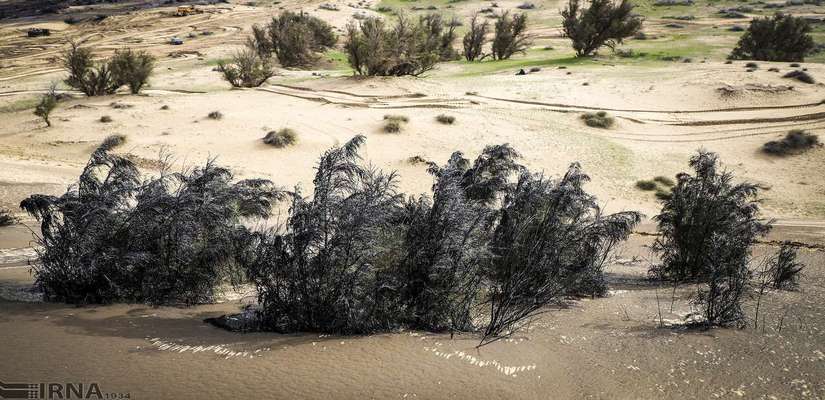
left=344, top=14, right=443, bottom=76
left=34, top=83, right=59, bottom=127
left=729, top=13, right=815, bottom=62
left=491, top=11, right=532, bottom=60
left=267, top=11, right=337, bottom=67
left=463, top=13, right=489, bottom=61
left=109, top=49, right=155, bottom=94
left=218, top=48, right=274, bottom=88
left=561, top=0, right=642, bottom=57
left=61, top=42, right=118, bottom=96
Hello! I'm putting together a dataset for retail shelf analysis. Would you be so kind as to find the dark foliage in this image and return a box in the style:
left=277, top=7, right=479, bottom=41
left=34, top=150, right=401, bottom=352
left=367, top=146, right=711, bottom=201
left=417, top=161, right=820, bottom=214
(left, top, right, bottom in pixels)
left=61, top=42, right=118, bottom=96
left=20, top=144, right=281, bottom=305
left=109, top=49, right=155, bottom=94
left=765, top=243, right=804, bottom=290
left=463, top=12, right=489, bottom=61
left=782, top=69, right=815, bottom=84
left=762, top=129, right=820, bottom=155
left=562, top=0, right=643, bottom=57
left=34, top=84, right=59, bottom=127
left=729, top=13, right=815, bottom=62
left=262, top=128, right=297, bottom=147
left=651, top=150, right=772, bottom=283
left=218, top=48, right=274, bottom=88
left=0, top=208, right=17, bottom=227
left=491, top=11, right=532, bottom=60
left=264, top=11, right=338, bottom=67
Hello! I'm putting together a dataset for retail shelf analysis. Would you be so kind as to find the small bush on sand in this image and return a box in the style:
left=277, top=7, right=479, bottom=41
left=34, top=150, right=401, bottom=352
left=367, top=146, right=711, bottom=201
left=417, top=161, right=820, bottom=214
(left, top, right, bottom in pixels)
left=0, top=208, right=17, bottom=227
left=491, top=11, right=532, bottom=60
left=653, top=175, right=675, bottom=187
left=218, top=49, right=274, bottom=88
left=383, top=114, right=408, bottom=132
left=99, top=115, right=112, bottom=123
left=765, top=243, right=804, bottom=290
left=463, top=13, right=489, bottom=61
left=20, top=144, right=281, bottom=304
left=109, top=49, right=155, bottom=94
left=745, top=61, right=758, bottom=69
left=762, top=129, right=820, bottom=155
left=729, top=13, right=815, bottom=62
left=783, top=69, right=815, bottom=84
left=581, top=111, right=615, bottom=128
left=207, top=111, right=223, bottom=120
left=635, top=180, right=656, bottom=190
left=654, top=188, right=672, bottom=201
left=100, top=134, right=126, bottom=150
left=562, top=0, right=643, bottom=57
left=436, top=114, right=455, bottom=124
left=34, top=84, right=59, bottom=127
left=262, top=128, right=297, bottom=147
left=61, top=42, right=118, bottom=96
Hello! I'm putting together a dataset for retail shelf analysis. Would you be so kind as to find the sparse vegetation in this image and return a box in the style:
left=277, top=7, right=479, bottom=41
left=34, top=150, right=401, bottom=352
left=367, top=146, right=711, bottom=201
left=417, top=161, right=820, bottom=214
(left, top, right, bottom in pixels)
left=109, top=49, right=155, bottom=94
left=491, top=11, right=532, bottom=60
left=635, top=180, right=656, bottom=190
left=100, top=134, right=126, bottom=150
left=33, top=84, right=59, bottom=127
left=765, top=243, right=804, bottom=290
left=562, top=0, right=643, bottom=57
left=262, top=128, right=297, bottom=147
left=436, top=114, right=455, bottom=124
left=0, top=208, right=17, bottom=227
left=207, top=111, right=223, bottom=120
left=580, top=111, right=615, bottom=128
left=729, top=13, right=815, bottom=62
left=99, top=115, right=112, bottom=123
left=61, top=42, right=118, bottom=96
left=653, top=176, right=675, bottom=187
left=783, top=69, right=815, bottom=84
left=762, top=129, right=820, bottom=155
left=463, top=13, right=489, bottom=61
left=218, top=49, right=274, bottom=88
left=260, top=11, right=338, bottom=67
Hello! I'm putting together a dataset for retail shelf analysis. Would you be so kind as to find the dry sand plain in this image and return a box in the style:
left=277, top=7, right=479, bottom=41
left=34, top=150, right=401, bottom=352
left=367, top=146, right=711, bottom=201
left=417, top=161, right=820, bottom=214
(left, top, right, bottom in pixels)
left=1, top=0, right=824, bottom=398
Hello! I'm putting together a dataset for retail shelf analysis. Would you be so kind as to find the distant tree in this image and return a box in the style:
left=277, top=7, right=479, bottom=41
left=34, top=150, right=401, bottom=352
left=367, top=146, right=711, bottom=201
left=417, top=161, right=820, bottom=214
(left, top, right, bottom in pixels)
left=218, top=48, right=274, bottom=88
left=267, top=11, right=337, bottom=67
left=463, top=13, right=489, bottom=61
left=109, top=49, right=155, bottom=94
left=491, top=11, right=532, bottom=60
left=34, top=83, right=59, bottom=127
left=561, top=0, right=643, bottom=57
left=729, top=13, right=815, bottom=62
left=344, top=15, right=443, bottom=76
left=61, top=42, right=118, bottom=96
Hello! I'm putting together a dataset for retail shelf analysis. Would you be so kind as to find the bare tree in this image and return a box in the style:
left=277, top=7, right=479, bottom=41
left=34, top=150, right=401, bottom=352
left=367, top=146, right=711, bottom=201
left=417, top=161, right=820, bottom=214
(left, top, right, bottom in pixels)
left=463, top=13, right=489, bottom=61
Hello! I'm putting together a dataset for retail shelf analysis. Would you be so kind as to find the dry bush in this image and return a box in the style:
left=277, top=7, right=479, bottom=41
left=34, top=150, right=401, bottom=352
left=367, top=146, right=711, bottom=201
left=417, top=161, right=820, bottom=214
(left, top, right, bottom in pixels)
left=635, top=180, right=656, bottom=190
left=34, top=84, right=59, bottom=127
left=62, top=42, right=118, bottom=96
left=436, top=114, right=455, bottom=124
left=207, top=111, right=223, bottom=120
left=266, top=11, right=338, bottom=67
left=783, top=69, right=815, bottom=84
left=263, top=128, right=298, bottom=147
left=765, top=243, right=804, bottom=290
left=463, top=13, right=489, bottom=61
left=491, top=11, right=531, bottom=60
left=0, top=208, right=17, bottom=227
left=109, top=49, right=155, bottom=94
left=562, top=0, right=642, bottom=57
left=100, top=134, right=126, bottom=150
left=218, top=48, right=274, bottom=88
left=762, top=129, right=820, bottom=155
left=383, top=114, right=408, bottom=132
left=581, top=111, right=614, bottom=128
left=99, top=115, right=112, bottom=123
left=729, top=13, right=815, bottom=62
left=653, top=175, right=675, bottom=187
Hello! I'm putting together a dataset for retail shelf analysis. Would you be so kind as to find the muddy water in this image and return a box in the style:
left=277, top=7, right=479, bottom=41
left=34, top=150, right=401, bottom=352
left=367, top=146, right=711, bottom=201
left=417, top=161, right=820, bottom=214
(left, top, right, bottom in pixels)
left=1, top=226, right=824, bottom=399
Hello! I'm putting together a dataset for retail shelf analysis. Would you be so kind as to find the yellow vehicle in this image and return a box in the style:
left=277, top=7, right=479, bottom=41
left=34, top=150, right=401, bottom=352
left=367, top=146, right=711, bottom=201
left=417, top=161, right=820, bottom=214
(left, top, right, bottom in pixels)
left=174, top=6, right=196, bottom=17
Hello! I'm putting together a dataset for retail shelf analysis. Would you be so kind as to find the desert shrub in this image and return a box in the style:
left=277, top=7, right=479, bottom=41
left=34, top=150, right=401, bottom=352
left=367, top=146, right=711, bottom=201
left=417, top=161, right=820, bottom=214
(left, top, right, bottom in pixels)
left=783, top=69, right=815, bottom=84
left=635, top=180, right=656, bottom=190
left=266, top=11, right=338, bottom=67
left=262, top=128, right=297, bottom=147
left=61, top=42, right=118, bottom=96
left=384, top=120, right=402, bottom=133
left=562, top=0, right=643, bottom=57
left=745, top=61, right=758, bottom=69
left=762, top=129, right=820, bottom=155
left=491, top=11, right=532, bottom=60
left=207, top=111, right=223, bottom=120
left=765, top=243, right=804, bottom=290
left=241, top=136, right=404, bottom=333
left=99, top=115, right=112, bottom=123
left=20, top=144, right=281, bottom=304
left=218, top=48, right=274, bottom=88
left=345, top=14, right=452, bottom=76
left=651, top=150, right=772, bottom=283
left=729, top=13, right=815, bottom=62
left=653, top=175, right=675, bottom=187
left=436, top=114, right=455, bottom=124
left=463, top=13, right=489, bottom=61
left=581, top=111, right=615, bottom=128
left=692, top=260, right=751, bottom=327
left=101, top=134, right=126, bottom=150
left=654, top=188, right=672, bottom=201
left=109, top=49, right=155, bottom=94
left=0, top=208, right=17, bottom=227
left=34, top=84, right=59, bottom=127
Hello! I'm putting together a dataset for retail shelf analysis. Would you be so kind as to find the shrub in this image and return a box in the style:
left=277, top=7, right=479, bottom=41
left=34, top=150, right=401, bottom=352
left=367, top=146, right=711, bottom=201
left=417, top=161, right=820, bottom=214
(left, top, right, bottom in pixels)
left=109, top=49, right=155, bottom=94
left=745, top=61, right=758, bottom=68
left=762, top=129, right=820, bottom=155
left=207, top=111, right=223, bottom=120
left=262, top=128, right=297, bottom=147
left=651, top=150, right=771, bottom=282
left=420, top=13, right=461, bottom=61
left=562, top=0, right=643, bottom=57
left=635, top=180, right=656, bottom=190
left=218, top=48, right=274, bottom=88
left=580, top=111, right=615, bottom=128
left=491, top=11, right=532, bottom=60
left=653, top=175, right=675, bottom=187
left=729, top=13, right=815, bottom=62
left=436, top=114, right=455, bottom=124
left=266, top=11, right=338, bottom=67
left=61, top=42, right=118, bottom=96
left=654, top=188, right=672, bottom=201
left=20, top=144, right=281, bottom=304
left=0, top=208, right=17, bottom=227
left=34, top=84, right=59, bottom=127
left=101, top=134, right=126, bottom=150
left=344, top=14, right=450, bottom=76
left=783, top=69, right=815, bottom=84
left=99, top=115, right=112, bottom=123
left=384, top=120, right=402, bottom=133
left=765, top=243, right=804, bottom=290
left=463, top=12, right=489, bottom=61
